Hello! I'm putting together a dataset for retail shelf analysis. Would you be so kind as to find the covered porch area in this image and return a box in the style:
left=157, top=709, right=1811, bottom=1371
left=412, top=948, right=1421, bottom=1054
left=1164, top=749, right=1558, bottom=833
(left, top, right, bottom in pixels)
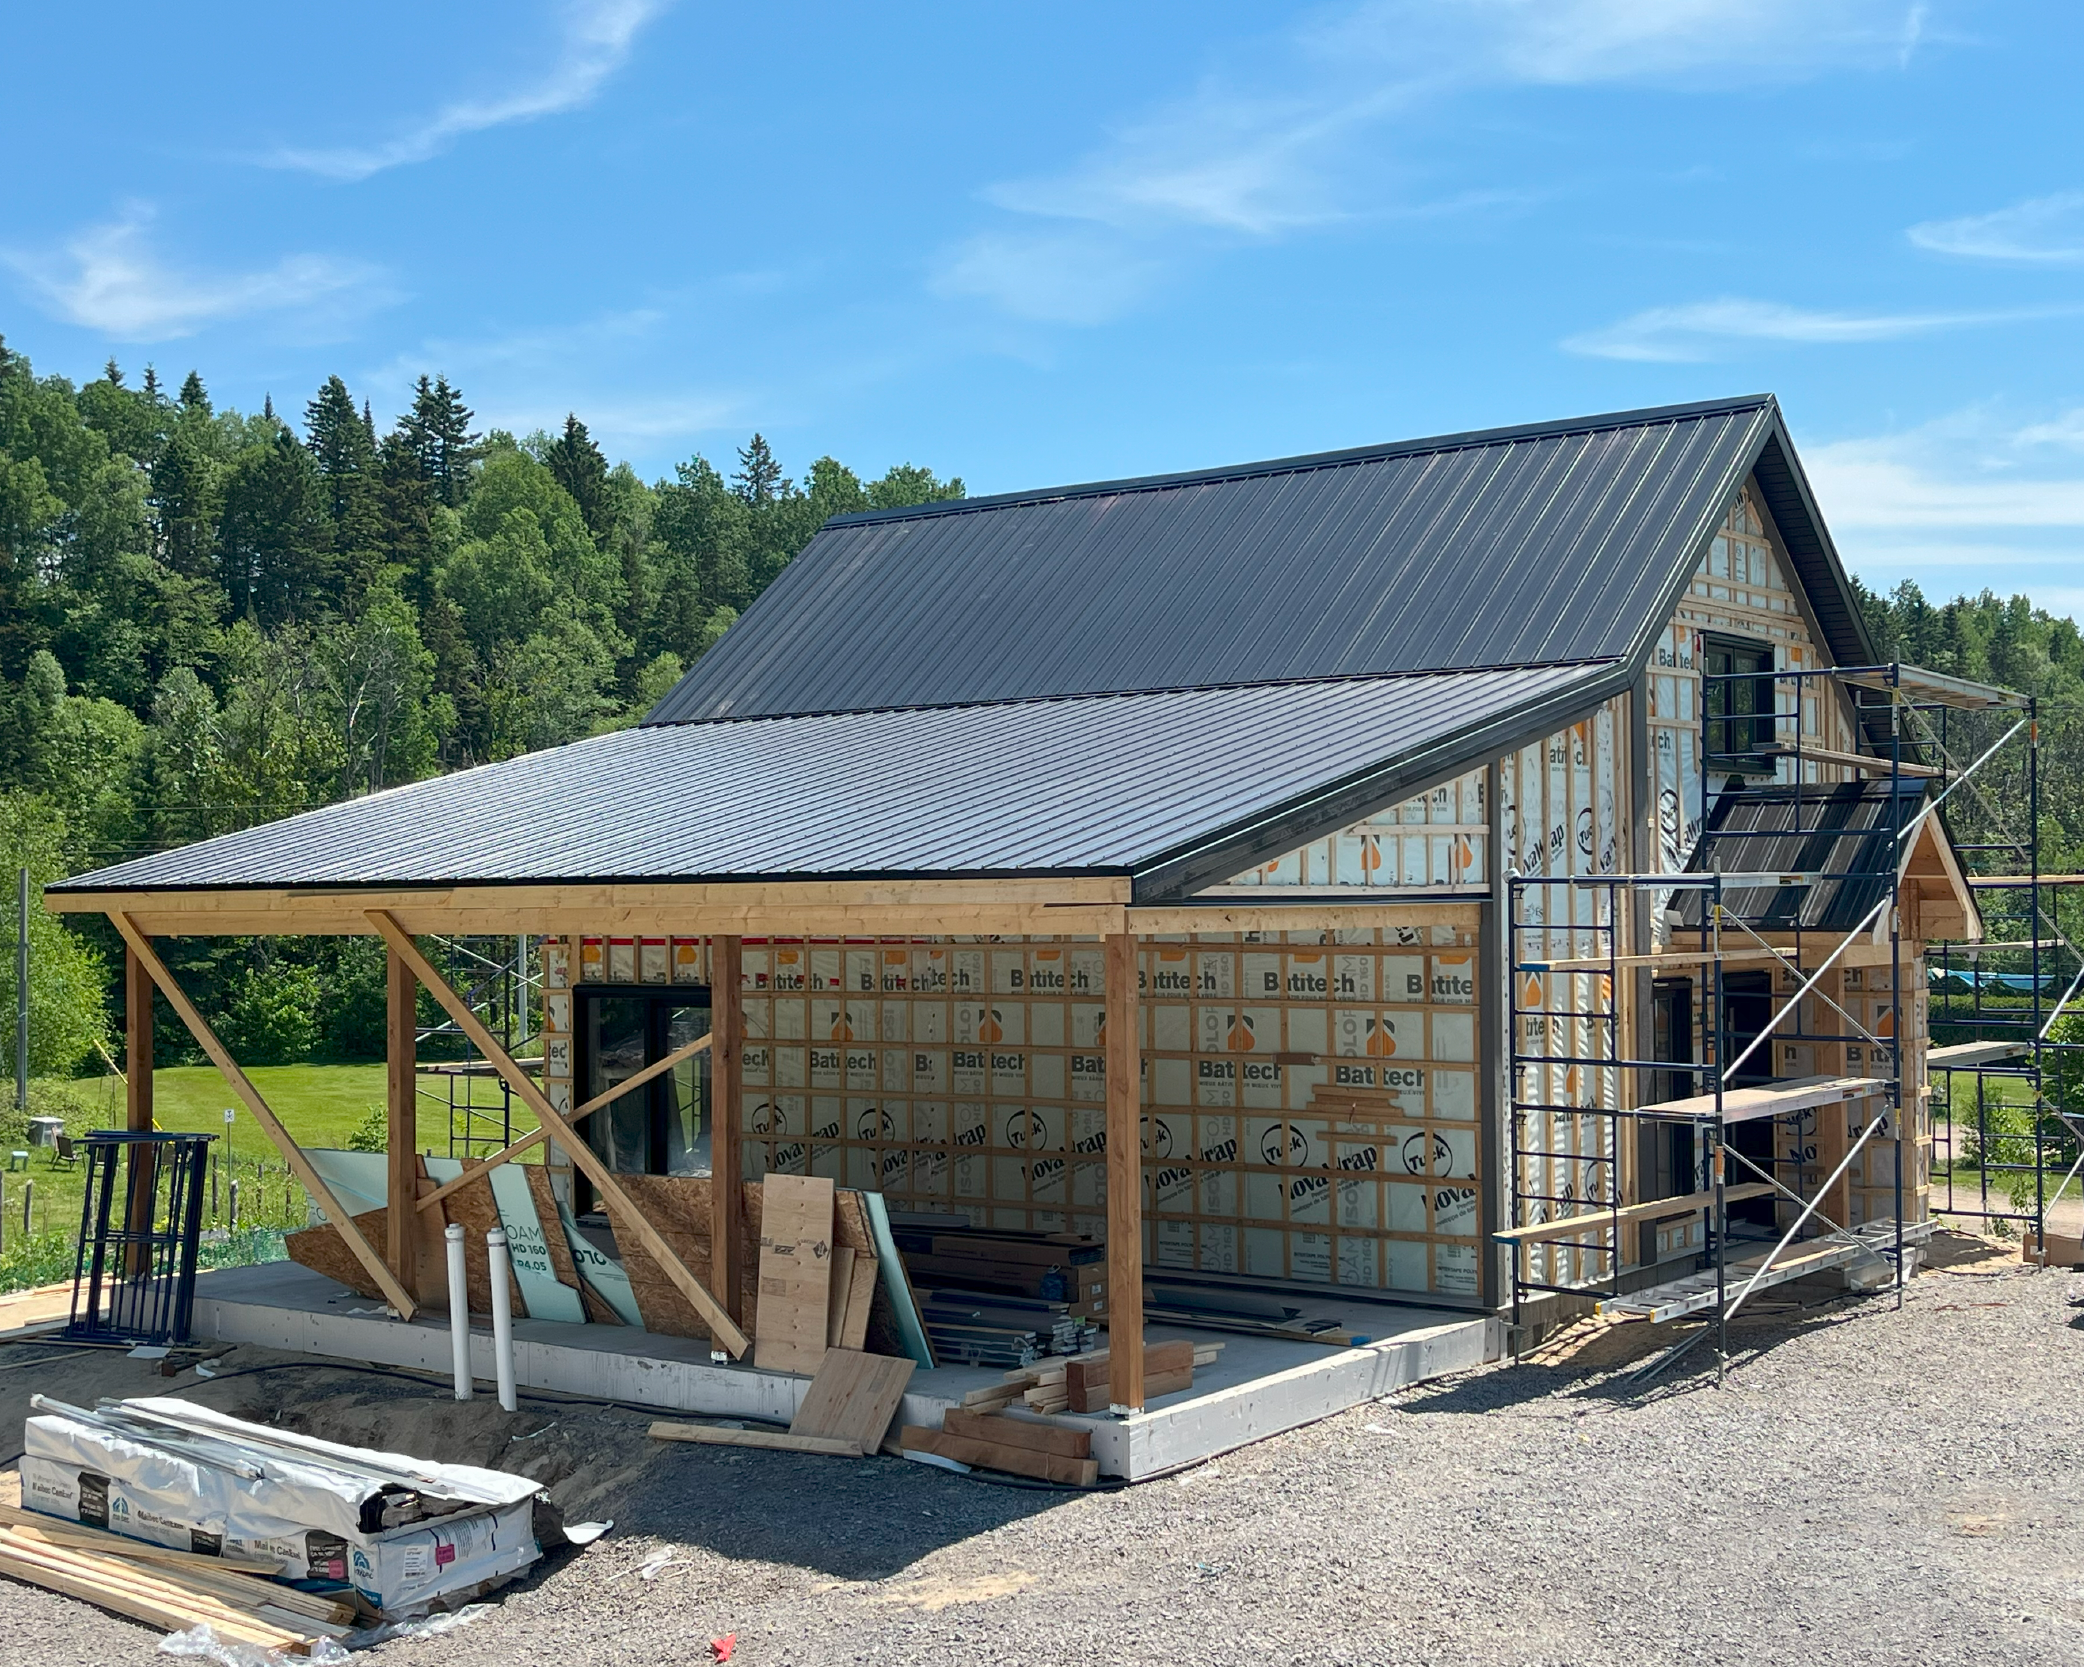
left=48, top=877, right=1501, bottom=1482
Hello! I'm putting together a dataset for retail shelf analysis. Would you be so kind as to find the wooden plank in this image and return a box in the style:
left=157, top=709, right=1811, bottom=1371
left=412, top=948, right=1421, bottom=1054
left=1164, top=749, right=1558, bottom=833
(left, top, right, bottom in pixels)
left=824, top=1246, right=857, bottom=1347
left=413, top=1031, right=714, bottom=1214
left=1104, top=931, right=1143, bottom=1411
left=368, top=910, right=749, bottom=1356
left=898, top=1427, right=1099, bottom=1487
left=1635, top=1073, right=1888, bottom=1125
left=1492, top=1182, right=1778, bottom=1245
left=839, top=1252, right=877, bottom=1351
left=1067, top=1338, right=1193, bottom=1414
left=648, top=1422, right=861, bottom=1456
left=940, top=1409, right=1090, bottom=1459
left=385, top=947, right=416, bottom=1283
left=754, top=1174, right=835, bottom=1375
left=789, top=1348, right=916, bottom=1452
left=713, top=934, right=744, bottom=1324
left=0, top=1531, right=302, bottom=1648
left=112, top=912, right=418, bottom=1322
left=1757, top=743, right=1943, bottom=778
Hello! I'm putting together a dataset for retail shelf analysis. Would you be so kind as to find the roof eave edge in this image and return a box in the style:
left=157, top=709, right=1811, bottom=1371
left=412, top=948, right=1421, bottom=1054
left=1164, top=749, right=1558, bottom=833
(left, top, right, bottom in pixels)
left=1127, top=662, right=1636, bottom=903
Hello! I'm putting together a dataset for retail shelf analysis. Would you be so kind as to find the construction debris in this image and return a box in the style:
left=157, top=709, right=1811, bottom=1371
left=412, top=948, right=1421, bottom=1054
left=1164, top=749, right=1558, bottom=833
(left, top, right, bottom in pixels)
left=888, top=1216, right=1106, bottom=1365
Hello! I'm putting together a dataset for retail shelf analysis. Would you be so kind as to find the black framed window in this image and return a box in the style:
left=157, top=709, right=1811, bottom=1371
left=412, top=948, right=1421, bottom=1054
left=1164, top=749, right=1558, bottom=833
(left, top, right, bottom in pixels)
left=575, top=989, right=711, bottom=1212
left=1703, top=634, right=1777, bottom=769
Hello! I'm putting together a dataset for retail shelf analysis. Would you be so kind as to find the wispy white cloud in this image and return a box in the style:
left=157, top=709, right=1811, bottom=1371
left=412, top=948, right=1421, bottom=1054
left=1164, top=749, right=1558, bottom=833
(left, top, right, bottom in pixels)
left=943, top=0, right=1921, bottom=325
left=4, top=205, right=386, bottom=341
left=269, top=0, right=668, bottom=181
left=1562, top=296, right=2066, bottom=361
left=1908, top=191, right=2084, bottom=264
left=1804, top=407, right=2084, bottom=615
left=931, top=230, right=1167, bottom=326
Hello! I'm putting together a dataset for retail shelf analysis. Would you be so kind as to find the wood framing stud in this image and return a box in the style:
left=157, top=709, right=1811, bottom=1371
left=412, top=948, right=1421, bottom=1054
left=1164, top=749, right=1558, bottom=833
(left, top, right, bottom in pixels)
left=366, top=910, right=751, bottom=1356
left=1104, top=931, right=1144, bottom=1413
left=108, top=914, right=417, bottom=1320
left=713, top=935, right=745, bottom=1324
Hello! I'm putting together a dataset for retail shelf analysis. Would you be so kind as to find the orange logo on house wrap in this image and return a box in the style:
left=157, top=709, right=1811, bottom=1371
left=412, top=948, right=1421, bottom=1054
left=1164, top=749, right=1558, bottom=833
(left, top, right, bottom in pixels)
left=1452, top=834, right=1474, bottom=875
left=1522, top=973, right=1544, bottom=1008
left=1365, top=1019, right=1397, bottom=1057
left=829, top=1011, right=852, bottom=1041
left=1227, top=1013, right=1256, bottom=1050
left=981, top=1010, right=1003, bottom=1043
left=1360, top=836, right=1382, bottom=876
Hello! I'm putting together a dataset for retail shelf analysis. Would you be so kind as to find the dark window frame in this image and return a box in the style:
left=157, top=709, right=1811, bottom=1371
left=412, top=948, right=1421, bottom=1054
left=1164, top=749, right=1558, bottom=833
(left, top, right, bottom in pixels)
left=1702, top=631, right=1779, bottom=772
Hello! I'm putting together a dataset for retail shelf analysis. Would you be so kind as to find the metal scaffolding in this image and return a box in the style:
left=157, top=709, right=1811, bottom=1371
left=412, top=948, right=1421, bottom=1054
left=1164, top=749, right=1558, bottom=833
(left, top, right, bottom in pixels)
left=413, top=935, right=540, bottom=1160
left=1504, top=658, right=2041, bottom=1382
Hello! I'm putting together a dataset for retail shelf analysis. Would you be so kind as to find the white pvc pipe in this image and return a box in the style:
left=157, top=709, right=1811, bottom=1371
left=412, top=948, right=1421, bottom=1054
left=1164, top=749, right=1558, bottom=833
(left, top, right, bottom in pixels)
left=445, top=1223, right=471, bottom=1401
left=486, top=1227, right=517, bottom=1412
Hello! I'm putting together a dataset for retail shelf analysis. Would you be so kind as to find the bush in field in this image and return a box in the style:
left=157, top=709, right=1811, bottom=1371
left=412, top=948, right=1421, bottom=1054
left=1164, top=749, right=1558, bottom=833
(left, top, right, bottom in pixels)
left=344, top=1103, right=388, bottom=1153
left=220, top=961, right=321, bottom=1064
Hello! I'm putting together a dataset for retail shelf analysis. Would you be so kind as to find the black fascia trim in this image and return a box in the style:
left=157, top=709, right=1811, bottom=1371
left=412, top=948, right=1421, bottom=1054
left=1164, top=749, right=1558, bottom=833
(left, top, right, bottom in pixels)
left=818, top=395, right=1777, bottom=532
left=1127, top=660, right=1635, bottom=902
left=1746, top=420, right=1879, bottom=669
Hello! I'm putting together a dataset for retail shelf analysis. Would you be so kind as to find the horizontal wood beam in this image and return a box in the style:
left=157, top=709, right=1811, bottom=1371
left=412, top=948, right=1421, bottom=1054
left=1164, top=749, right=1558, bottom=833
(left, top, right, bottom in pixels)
left=367, top=910, right=751, bottom=1357
left=414, top=1031, right=714, bottom=1213
left=109, top=914, right=418, bottom=1320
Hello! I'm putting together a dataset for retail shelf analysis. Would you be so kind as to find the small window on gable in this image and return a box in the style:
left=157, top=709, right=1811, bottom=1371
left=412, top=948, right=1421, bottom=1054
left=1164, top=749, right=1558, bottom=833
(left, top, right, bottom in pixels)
left=1704, top=633, right=1777, bottom=771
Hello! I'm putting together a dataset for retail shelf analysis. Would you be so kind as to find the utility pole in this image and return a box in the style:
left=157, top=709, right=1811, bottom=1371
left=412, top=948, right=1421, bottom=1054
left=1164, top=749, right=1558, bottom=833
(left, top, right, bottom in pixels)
left=14, top=867, right=27, bottom=1112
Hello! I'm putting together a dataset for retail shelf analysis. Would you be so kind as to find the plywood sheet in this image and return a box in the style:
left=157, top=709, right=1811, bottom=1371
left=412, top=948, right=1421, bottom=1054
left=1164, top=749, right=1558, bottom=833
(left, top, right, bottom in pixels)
left=753, top=1174, right=835, bottom=1375
left=789, top=1348, right=914, bottom=1452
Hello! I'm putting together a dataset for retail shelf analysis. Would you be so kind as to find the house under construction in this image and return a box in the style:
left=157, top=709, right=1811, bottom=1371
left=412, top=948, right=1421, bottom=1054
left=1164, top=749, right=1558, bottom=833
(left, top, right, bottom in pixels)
left=47, top=393, right=2069, bottom=1477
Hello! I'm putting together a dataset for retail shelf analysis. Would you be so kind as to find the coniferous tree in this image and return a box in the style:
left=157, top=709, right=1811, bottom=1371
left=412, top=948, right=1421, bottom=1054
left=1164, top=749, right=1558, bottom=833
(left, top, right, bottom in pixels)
left=149, top=429, right=221, bottom=583
left=219, top=429, right=332, bottom=626
left=399, top=375, right=479, bottom=507
left=178, top=371, right=210, bottom=416
left=104, top=359, right=123, bottom=387
left=141, top=366, right=162, bottom=404
left=544, top=414, right=611, bottom=540
left=732, top=433, right=786, bottom=506
left=304, top=377, right=384, bottom=603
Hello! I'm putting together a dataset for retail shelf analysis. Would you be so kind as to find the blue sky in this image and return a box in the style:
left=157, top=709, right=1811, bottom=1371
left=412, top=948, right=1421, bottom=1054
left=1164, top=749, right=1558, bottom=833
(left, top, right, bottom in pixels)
left=5, top=1, right=2082, bottom=614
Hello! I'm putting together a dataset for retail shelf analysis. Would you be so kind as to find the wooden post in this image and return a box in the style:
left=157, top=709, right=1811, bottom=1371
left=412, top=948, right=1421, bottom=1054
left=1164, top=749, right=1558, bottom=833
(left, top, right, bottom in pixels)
left=386, top=947, right=417, bottom=1285
left=712, top=935, right=744, bottom=1324
left=124, top=943, right=153, bottom=1132
left=1104, top=931, right=1144, bottom=1412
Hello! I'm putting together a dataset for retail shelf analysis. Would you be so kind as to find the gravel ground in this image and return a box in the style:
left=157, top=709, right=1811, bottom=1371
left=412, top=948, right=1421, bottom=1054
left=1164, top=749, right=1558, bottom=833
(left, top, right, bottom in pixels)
left=3, top=1230, right=2080, bottom=1667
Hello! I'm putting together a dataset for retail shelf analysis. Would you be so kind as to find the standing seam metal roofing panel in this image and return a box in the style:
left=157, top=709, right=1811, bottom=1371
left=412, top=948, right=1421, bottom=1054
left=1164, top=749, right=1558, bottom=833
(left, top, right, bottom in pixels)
left=56, top=663, right=1617, bottom=893
left=643, top=398, right=1783, bottom=723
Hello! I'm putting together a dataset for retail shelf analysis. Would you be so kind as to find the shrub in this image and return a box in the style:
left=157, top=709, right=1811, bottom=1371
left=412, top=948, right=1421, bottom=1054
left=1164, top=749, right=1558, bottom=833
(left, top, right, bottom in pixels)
left=344, top=1103, right=388, bottom=1153
left=220, top=961, right=321, bottom=1065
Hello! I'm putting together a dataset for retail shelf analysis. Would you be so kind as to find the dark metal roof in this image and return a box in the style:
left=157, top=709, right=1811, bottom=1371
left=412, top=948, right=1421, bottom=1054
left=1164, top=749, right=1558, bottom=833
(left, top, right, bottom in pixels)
left=56, top=663, right=1615, bottom=897
left=647, top=394, right=1863, bottom=725
left=1677, top=778, right=1926, bottom=933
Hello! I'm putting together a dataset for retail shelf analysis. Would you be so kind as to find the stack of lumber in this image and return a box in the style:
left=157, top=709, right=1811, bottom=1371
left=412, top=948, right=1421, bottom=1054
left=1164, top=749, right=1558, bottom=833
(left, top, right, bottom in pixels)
left=650, top=1347, right=916, bottom=1458
left=900, top=1411, right=1099, bottom=1487
left=0, top=1477, right=356, bottom=1652
left=891, top=1218, right=1105, bottom=1364
left=963, top=1339, right=1220, bottom=1415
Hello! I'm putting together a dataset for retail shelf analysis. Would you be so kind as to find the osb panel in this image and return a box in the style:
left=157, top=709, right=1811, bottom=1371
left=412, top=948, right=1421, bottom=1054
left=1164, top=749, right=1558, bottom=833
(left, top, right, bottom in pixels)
left=285, top=1209, right=391, bottom=1299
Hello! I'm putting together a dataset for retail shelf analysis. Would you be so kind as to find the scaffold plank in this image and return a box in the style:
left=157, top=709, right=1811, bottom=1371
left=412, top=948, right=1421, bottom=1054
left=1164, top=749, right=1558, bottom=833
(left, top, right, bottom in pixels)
left=1634, top=1073, right=1889, bottom=1125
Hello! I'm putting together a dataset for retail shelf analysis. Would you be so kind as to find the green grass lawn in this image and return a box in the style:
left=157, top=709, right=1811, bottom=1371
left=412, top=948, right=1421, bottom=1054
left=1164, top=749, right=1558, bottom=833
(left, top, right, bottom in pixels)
left=2, top=1064, right=543, bottom=1279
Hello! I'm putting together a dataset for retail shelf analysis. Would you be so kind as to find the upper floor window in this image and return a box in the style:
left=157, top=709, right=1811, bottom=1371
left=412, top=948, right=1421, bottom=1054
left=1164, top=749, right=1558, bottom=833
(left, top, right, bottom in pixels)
left=1704, top=634, right=1777, bottom=769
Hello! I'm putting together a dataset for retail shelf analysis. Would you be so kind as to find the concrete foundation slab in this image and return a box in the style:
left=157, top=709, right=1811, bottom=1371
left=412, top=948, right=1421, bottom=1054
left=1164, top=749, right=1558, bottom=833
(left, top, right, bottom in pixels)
left=191, top=1262, right=1500, bottom=1482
